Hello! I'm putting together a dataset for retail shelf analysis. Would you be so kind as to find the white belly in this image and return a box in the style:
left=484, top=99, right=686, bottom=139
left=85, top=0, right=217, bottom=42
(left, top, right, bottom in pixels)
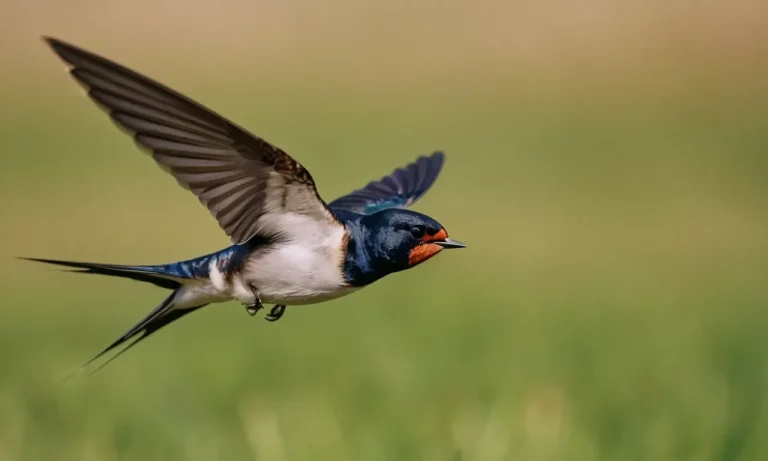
left=205, top=217, right=359, bottom=306
left=238, top=242, right=360, bottom=305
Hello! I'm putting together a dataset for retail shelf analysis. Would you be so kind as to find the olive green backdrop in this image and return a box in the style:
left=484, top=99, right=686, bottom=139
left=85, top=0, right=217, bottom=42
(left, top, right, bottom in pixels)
left=1, top=1, right=767, bottom=460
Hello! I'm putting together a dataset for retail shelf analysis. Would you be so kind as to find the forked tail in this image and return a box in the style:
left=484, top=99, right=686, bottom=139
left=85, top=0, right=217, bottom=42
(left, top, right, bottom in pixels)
left=20, top=257, right=208, bottom=377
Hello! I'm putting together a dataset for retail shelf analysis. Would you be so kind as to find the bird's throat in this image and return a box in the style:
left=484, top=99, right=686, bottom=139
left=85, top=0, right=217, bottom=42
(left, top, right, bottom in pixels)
left=408, top=243, right=443, bottom=267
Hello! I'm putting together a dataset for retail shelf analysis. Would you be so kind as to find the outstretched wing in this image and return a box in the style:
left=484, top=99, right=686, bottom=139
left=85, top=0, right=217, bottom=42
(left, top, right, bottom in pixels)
left=45, top=37, right=335, bottom=245
left=329, top=151, right=445, bottom=215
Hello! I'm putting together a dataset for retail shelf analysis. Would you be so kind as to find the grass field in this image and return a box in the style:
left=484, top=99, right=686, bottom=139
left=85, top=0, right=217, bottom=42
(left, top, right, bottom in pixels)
left=1, top=3, right=768, bottom=460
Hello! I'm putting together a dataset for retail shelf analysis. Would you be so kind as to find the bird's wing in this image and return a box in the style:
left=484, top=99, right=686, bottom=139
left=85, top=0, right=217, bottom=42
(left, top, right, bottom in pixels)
left=328, top=152, right=445, bottom=215
left=45, top=37, right=337, bottom=245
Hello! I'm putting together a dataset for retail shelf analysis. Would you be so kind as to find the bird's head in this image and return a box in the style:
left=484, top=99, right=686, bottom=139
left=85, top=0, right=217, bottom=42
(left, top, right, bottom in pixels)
left=359, top=209, right=465, bottom=274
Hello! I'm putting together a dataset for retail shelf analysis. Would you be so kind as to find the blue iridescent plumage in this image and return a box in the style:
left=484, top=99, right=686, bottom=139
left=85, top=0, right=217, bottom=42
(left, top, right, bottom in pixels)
left=21, top=235, right=276, bottom=290
left=162, top=234, right=278, bottom=280
left=328, top=152, right=445, bottom=215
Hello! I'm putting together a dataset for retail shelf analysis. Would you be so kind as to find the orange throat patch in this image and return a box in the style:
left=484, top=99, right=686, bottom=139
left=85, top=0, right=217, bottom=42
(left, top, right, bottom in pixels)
left=408, top=243, right=443, bottom=267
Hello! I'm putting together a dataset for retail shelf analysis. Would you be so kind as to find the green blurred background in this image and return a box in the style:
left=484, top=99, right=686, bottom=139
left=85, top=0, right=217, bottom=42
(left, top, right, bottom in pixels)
left=1, top=1, right=768, bottom=460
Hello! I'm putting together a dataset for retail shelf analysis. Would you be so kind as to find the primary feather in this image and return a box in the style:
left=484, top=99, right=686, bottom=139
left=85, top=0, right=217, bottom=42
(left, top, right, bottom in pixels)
left=329, top=151, right=445, bottom=214
left=44, top=36, right=333, bottom=245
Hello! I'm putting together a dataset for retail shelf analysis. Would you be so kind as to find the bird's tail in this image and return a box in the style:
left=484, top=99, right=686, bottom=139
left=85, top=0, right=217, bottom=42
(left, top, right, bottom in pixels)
left=20, top=257, right=212, bottom=379
left=77, top=291, right=206, bottom=376
left=19, top=257, right=192, bottom=290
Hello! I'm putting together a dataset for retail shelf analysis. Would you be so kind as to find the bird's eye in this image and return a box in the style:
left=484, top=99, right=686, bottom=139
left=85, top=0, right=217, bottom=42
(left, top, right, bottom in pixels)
left=410, top=225, right=426, bottom=239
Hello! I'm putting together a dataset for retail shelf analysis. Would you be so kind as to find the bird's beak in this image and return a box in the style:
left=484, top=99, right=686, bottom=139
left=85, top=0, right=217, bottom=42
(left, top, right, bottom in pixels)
left=435, top=238, right=466, bottom=249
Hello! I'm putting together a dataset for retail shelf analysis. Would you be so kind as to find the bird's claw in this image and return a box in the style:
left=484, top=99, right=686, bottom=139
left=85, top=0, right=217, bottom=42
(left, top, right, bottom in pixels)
left=265, top=305, right=286, bottom=322
left=245, top=285, right=263, bottom=316
left=245, top=303, right=262, bottom=316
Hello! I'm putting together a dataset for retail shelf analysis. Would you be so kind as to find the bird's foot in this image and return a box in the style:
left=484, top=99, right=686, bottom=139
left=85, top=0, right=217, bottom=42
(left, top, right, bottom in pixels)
left=265, top=305, right=286, bottom=322
left=245, top=285, right=263, bottom=316
left=245, top=302, right=262, bottom=316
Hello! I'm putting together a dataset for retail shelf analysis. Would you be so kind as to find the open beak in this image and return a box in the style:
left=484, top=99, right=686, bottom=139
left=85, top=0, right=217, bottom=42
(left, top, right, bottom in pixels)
left=435, top=238, right=466, bottom=249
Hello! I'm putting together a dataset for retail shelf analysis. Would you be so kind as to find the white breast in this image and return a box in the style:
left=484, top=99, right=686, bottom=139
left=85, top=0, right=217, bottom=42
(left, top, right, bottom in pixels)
left=233, top=211, right=358, bottom=305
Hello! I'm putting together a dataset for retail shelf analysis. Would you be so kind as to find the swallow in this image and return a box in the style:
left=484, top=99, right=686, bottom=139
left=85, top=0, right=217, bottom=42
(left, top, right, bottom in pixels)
left=23, top=37, right=465, bottom=372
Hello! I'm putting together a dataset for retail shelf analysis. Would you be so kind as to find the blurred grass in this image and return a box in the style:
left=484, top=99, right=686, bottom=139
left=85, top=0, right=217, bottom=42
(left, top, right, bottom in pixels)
left=2, top=2, right=768, bottom=460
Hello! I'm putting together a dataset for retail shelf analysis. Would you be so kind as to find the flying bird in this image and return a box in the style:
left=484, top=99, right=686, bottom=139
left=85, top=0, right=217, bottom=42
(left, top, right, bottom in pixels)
left=25, top=37, right=465, bottom=372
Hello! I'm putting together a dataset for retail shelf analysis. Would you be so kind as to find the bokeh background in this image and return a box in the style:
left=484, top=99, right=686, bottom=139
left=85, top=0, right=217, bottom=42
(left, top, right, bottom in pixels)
left=1, top=1, right=768, bottom=460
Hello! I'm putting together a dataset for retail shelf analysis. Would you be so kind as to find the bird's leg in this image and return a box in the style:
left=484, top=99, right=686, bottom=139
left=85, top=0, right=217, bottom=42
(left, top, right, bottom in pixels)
left=245, top=285, right=263, bottom=316
left=265, top=305, right=286, bottom=322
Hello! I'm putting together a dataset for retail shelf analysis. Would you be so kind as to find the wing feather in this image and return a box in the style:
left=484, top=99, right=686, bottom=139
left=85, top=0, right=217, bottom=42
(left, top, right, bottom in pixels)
left=45, top=37, right=334, bottom=244
left=329, top=151, right=446, bottom=215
